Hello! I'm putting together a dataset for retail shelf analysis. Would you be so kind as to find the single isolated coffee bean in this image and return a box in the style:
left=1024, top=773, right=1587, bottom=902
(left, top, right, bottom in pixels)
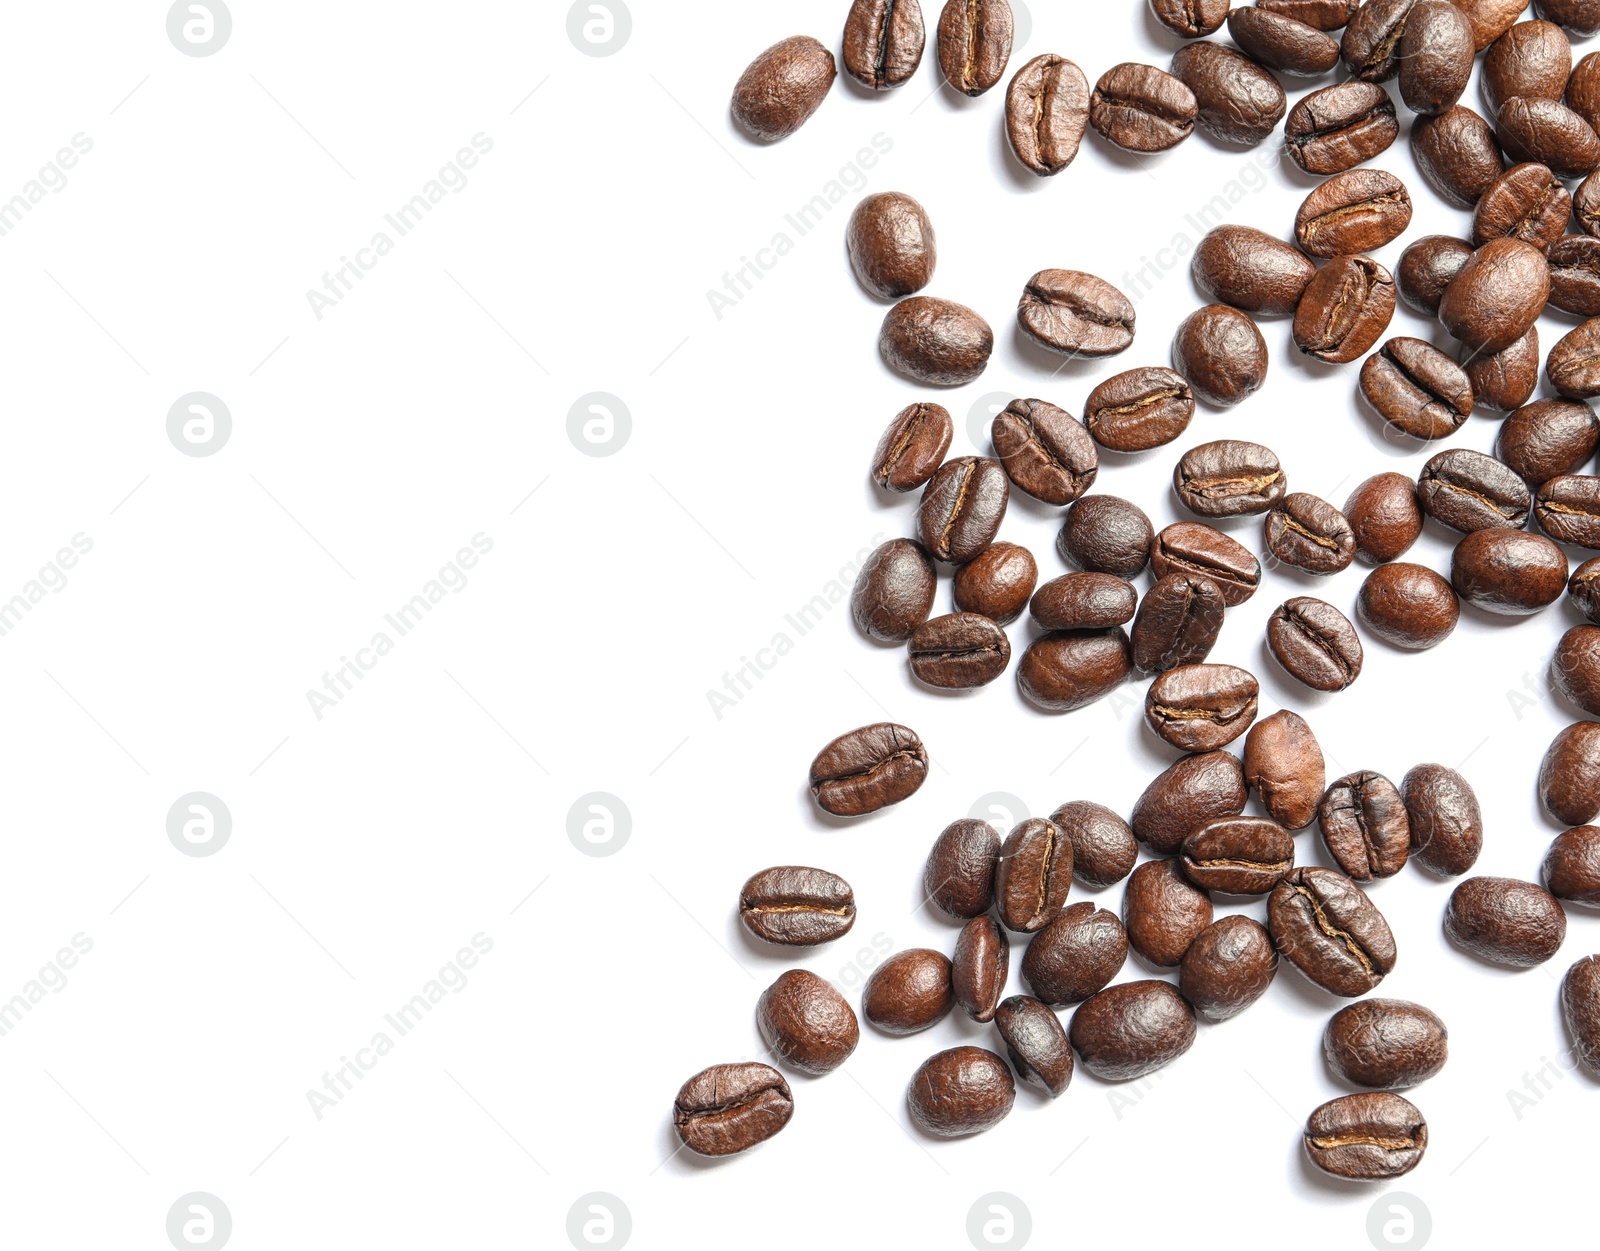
left=1555, top=624, right=1600, bottom=713
left=1084, top=367, right=1196, bottom=451
left=991, top=397, right=1099, bottom=504
left=919, top=456, right=1009, bottom=562
left=1319, top=770, right=1411, bottom=880
left=1018, top=270, right=1136, bottom=358
left=1542, top=0, right=1600, bottom=37
left=1411, top=108, right=1505, bottom=208
left=1402, top=763, right=1484, bottom=876
left=1460, top=0, right=1536, bottom=49
left=853, top=538, right=937, bottom=642
left=757, top=970, right=860, bottom=1076
left=1444, top=876, right=1568, bottom=966
left=842, top=0, right=926, bottom=90
left=1345, top=473, right=1423, bottom=564
left=994, top=817, right=1073, bottom=931
left=1264, top=494, right=1357, bottom=575
left=1483, top=18, right=1573, bottom=116
left=1022, top=901, right=1128, bottom=1003
left=1304, top=1092, right=1427, bottom=1180
left=1472, top=162, right=1571, bottom=252
left=1171, top=305, right=1269, bottom=407
left=1069, top=980, right=1198, bottom=1080
left=1548, top=317, right=1600, bottom=399
left=1295, top=169, right=1413, bottom=258
left=1462, top=327, right=1540, bottom=413
left=863, top=948, right=954, bottom=1034
left=740, top=866, right=857, bottom=945
left=954, top=542, right=1037, bottom=623
left=1359, top=338, right=1473, bottom=441
left=847, top=192, right=937, bottom=300
left=1130, top=573, right=1225, bottom=673
left=1179, top=915, right=1278, bottom=1021
left=872, top=402, right=951, bottom=493
left=1543, top=824, right=1600, bottom=903
left=1268, top=597, right=1364, bottom=692
left=1243, top=710, right=1327, bottom=831
left=880, top=297, right=994, bottom=385
left=1181, top=816, right=1295, bottom=895
left=1030, top=572, right=1138, bottom=631
left=1174, top=440, right=1285, bottom=518
left=1124, top=858, right=1214, bottom=966
left=1358, top=563, right=1460, bottom=649
left=1229, top=8, right=1342, bottom=77
left=1538, top=475, right=1600, bottom=547
left=1145, top=664, right=1260, bottom=752
left=1496, top=97, right=1600, bottom=179
left=1450, top=529, right=1569, bottom=614
left=1548, top=235, right=1600, bottom=315
left=936, top=0, right=1013, bottom=96
left=1540, top=723, right=1600, bottom=825
left=1341, top=0, right=1421, bottom=81
left=1561, top=955, right=1600, bottom=1075
left=994, top=995, right=1074, bottom=1096
left=1171, top=41, right=1287, bottom=146
left=1089, top=62, right=1198, bottom=152
left=1285, top=81, right=1399, bottom=174
left=674, top=1062, right=793, bottom=1156
left=1572, top=557, right=1600, bottom=620
left=1150, top=521, right=1262, bottom=605
left=1417, top=448, right=1532, bottom=532
left=1324, top=999, right=1448, bottom=1089
left=1398, top=0, right=1475, bottom=115
left=1396, top=235, right=1473, bottom=316
left=924, top=818, right=1001, bottom=919
left=908, top=612, right=1011, bottom=689
left=1438, top=237, right=1550, bottom=353
left=809, top=723, right=929, bottom=816
left=1005, top=54, right=1091, bottom=175
left=1051, top=802, right=1139, bottom=888
left=1133, top=750, right=1249, bottom=855
left=1191, top=225, right=1316, bottom=317
left=1060, top=495, right=1154, bottom=577
left=1259, top=0, right=1357, bottom=30
left=731, top=36, right=836, bottom=142
left=1268, top=866, right=1399, bottom=996
left=1017, top=629, right=1134, bottom=712
left=1150, top=0, right=1229, bottom=37
left=1293, top=255, right=1395, bottom=365
left=952, top=915, right=1009, bottom=1021
left=906, top=1046, right=1015, bottom=1136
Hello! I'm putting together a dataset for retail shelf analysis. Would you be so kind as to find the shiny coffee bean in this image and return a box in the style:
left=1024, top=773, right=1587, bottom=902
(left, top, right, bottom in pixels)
left=909, top=612, right=1011, bottom=688
left=1445, top=876, right=1568, bottom=966
left=936, top=0, right=1013, bottom=96
left=1069, top=980, right=1198, bottom=1080
left=1341, top=0, right=1420, bottom=81
left=1150, top=521, right=1262, bottom=605
left=924, top=818, right=1001, bottom=919
left=1259, top=0, right=1358, bottom=30
left=1022, top=901, right=1128, bottom=1003
left=1060, top=495, right=1154, bottom=577
left=1319, top=771, right=1411, bottom=880
left=1145, top=664, right=1260, bottom=752
left=1295, top=170, right=1413, bottom=258
left=1577, top=169, right=1600, bottom=234
left=847, top=192, right=936, bottom=300
left=1459, top=0, right=1534, bottom=49
left=1572, top=557, right=1600, bottom=619
left=872, top=402, right=951, bottom=493
left=1030, top=572, right=1138, bottom=631
left=740, top=867, right=857, bottom=945
left=1540, top=723, right=1600, bottom=825
left=1439, top=237, right=1550, bottom=353
left=1084, top=367, right=1196, bottom=451
left=1537, top=475, right=1600, bottom=547
left=954, top=542, right=1036, bottom=623
left=1396, top=235, right=1473, bottom=315
left=1418, top=448, right=1532, bottom=532
left=1171, top=305, right=1269, bottom=407
left=1124, top=858, right=1213, bottom=967
left=1005, top=54, right=1091, bottom=175
left=1484, top=18, right=1573, bottom=115
left=1191, top=225, right=1316, bottom=317
left=1244, top=710, right=1327, bottom=831
left=1017, top=629, right=1134, bottom=711
left=1174, top=440, right=1286, bottom=518
left=1130, top=573, right=1225, bottom=673
left=1496, top=97, right=1600, bottom=178
left=1181, top=816, right=1295, bottom=895
left=853, top=538, right=937, bottom=642
left=906, top=1047, right=1016, bottom=1137
left=995, top=995, right=1074, bottom=1096
left=1133, top=749, right=1249, bottom=855
left=674, top=1062, right=793, bottom=1156
left=1360, top=338, right=1473, bottom=440
left=1051, top=802, right=1139, bottom=888
left=1324, top=999, right=1448, bottom=1089
left=994, top=817, right=1073, bottom=931
left=919, top=456, right=1009, bottom=561
left=1171, top=41, right=1287, bottom=146
left=863, top=948, right=954, bottom=1034
left=1451, top=528, right=1569, bottom=614
left=1285, top=81, right=1399, bottom=173
left=1293, top=255, right=1395, bottom=364
left=1464, top=328, right=1541, bottom=413
left=1358, top=563, right=1460, bottom=649
left=1398, top=0, right=1475, bottom=114
left=1304, top=1092, right=1426, bottom=1180
left=1548, top=235, right=1600, bottom=315
left=952, top=915, right=1009, bottom=1021
left=1345, top=472, right=1424, bottom=564
left=1561, top=955, right=1600, bottom=1075
left=1543, top=0, right=1600, bottom=37
left=1555, top=624, right=1600, bottom=713
left=1089, top=62, right=1198, bottom=152
left=1264, top=494, right=1357, bottom=575
left=1402, top=764, right=1484, bottom=876
left=809, top=723, right=929, bottom=816
left=1472, top=162, right=1570, bottom=252
left=1268, top=597, right=1364, bottom=691
left=757, top=970, right=860, bottom=1076
left=1543, top=824, right=1600, bottom=903
left=1227, top=7, right=1342, bottom=76
left=992, top=397, right=1098, bottom=504
left=1268, top=866, right=1398, bottom=996
left=880, top=297, right=994, bottom=384
left=1018, top=270, right=1135, bottom=358
left=1179, top=915, right=1278, bottom=1021
left=1149, top=0, right=1229, bottom=36
left=842, top=0, right=926, bottom=90
left=731, top=37, right=836, bottom=142
left=1574, top=49, right=1600, bottom=129
left=1411, top=108, right=1505, bottom=208
left=1548, top=317, right=1600, bottom=398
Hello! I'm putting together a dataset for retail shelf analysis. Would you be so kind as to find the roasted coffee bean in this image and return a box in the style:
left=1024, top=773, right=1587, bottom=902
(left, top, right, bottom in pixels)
left=1359, top=338, right=1473, bottom=440
left=880, top=297, right=994, bottom=384
left=1295, top=170, right=1412, bottom=259
left=1497, top=97, right=1600, bottom=178
left=1051, top=802, right=1139, bottom=888
left=1171, top=41, right=1287, bottom=145
left=994, top=996, right=1074, bottom=1096
left=1124, top=858, right=1214, bottom=966
left=1341, top=0, right=1420, bottom=80
left=1268, top=866, right=1398, bottom=996
left=908, top=612, right=1012, bottom=688
left=1398, top=0, right=1475, bottom=114
left=907, top=1046, right=1015, bottom=1136
left=1227, top=7, right=1343, bottom=76
left=1411, top=108, right=1505, bottom=209
left=1446, top=876, right=1568, bottom=966
left=731, top=36, right=836, bottom=141
left=1543, top=824, right=1600, bottom=903
left=872, top=402, right=951, bottom=492
left=1549, top=317, right=1600, bottom=399
left=863, top=948, right=954, bottom=1034
left=1573, top=48, right=1600, bottom=125
left=848, top=192, right=937, bottom=299
left=1268, top=597, right=1365, bottom=691
left=1089, top=62, right=1198, bottom=152
left=1439, top=237, right=1550, bottom=353
left=1030, top=572, right=1138, bottom=631
left=757, top=970, right=860, bottom=1076
left=1179, top=915, right=1278, bottom=1021
left=1555, top=623, right=1600, bottom=712
left=1244, top=710, right=1326, bottom=831
left=1171, top=305, right=1269, bottom=407
left=1191, top=225, right=1317, bottom=317
left=952, top=915, right=1009, bottom=1021
left=954, top=542, right=1037, bottom=623
left=936, top=0, right=1013, bottom=96
left=925, top=818, right=1001, bottom=919
left=1145, top=664, right=1260, bottom=752
left=1149, top=0, right=1229, bottom=37
left=809, top=723, right=929, bottom=816
left=1069, top=980, right=1198, bottom=1080
left=1084, top=367, right=1196, bottom=450
left=1130, top=573, right=1225, bottom=673
left=1174, top=440, right=1286, bottom=517
left=1396, top=236, right=1473, bottom=317
left=1133, top=750, right=1249, bottom=854
left=1319, top=771, right=1412, bottom=880
left=1562, top=956, right=1600, bottom=1075
left=1345, top=473, right=1424, bottom=564
left=1018, top=270, right=1136, bottom=358
left=1264, top=494, right=1357, bottom=574
left=1324, top=999, right=1448, bottom=1089
left=1459, top=0, right=1535, bottom=49
left=1285, top=81, right=1400, bottom=173
left=919, top=456, right=1009, bottom=561
left=1261, top=0, right=1358, bottom=28
left=1572, top=557, right=1600, bottom=619
left=1181, top=817, right=1295, bottom=894
left=1357, top=563, right=1461, bottom=649
left=1542, top=0, right=1600, bottom=37
left=1017, top=629, right=1134, bottom=711
left=1060, top=495, right=1155, bottom=577
left=1402, top=764, right=1484, bottom=876
left=1304, top=1092, right=1426, bottom=1180
left=994, top=817, right=1073, bottom=931
left=740, top=867, right=858, bottom=945
left=1022, top=902, right=1129, bottom=1003
left=1538, top=475, right=1600, bottom=547
left=991, top=398, right=1098, bottom=504
left=1005, top=54, right=1091, bottom=175
left=1463, top=327, right=1541, bottom=413
left=1293, top=255, right=1395, bottom=365
left=1417, top=448, right=1532, bottom=532
left=1541, top=724, right=1600, bottom=825
left=842, top=0, right=926, bottom=90
left=674, top=1062, right=793, bottom=1156
left=1549, top=235, right=1600, bottom=315
left=1472, top=162, right=1570, bottom=252
left=1451, top=528, right=1569, bottom=615
left=1150, top=521, right=1262, bottom=605
left=1483, top=18, right=1573, bottom=116
left=853, top=538, right=937, bottom=642
left=1580, top=168, right=1600, bottom=235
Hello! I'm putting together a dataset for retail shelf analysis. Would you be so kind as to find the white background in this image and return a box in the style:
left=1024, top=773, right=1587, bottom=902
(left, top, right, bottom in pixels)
left=0, top=1, right=1594, bottom=1248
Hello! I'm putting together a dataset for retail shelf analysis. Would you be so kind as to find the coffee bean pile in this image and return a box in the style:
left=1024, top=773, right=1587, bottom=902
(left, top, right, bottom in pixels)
left=679, top=0, right=1600, bottom=1175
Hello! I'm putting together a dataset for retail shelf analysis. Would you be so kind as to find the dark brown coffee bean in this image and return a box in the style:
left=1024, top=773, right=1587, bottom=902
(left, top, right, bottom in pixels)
left=1265, top=493, right=1358, bottom=574
left=1562, top=956, right=1600, bottom=1075
left=1017, top=629, right=1134, bottom=712
left=1295, top=170, right=1412, bottom=258
left=757, top=970, right=860, bottom=1076
left=1227, top=7, right=1343, bottom=76
left=907, top=1046, right=1015, bottom=1136
left=1050, top=802, right=1139, bottom=888
left=1293, top=255, right=1396, bottom=364
left=1124, top=858, right=1213, bottom=967
left=1446, top=876, right=1568, bottom=966
left=1005, top=54, right=1091, bottom=175
left=1018, top=270, right=1136, bottom=358
left=848, top=192, right=936, bottom=300
left=1358, top=563, right=1460, bottom=649
left=1084, top=367, right=1196, bottom=450
left=1130, top=573, right=1225, bottom=673
left=1538, top=474, right=1600, bottom=546
left=1418, top=448, right=1532, bottom=531
left=1030, top=572, right=1138, bottom=631
left=1022, top=901, right=1128, bottom=1003
left=1324, top=999, right=1448, bottom=1089
left=1483, top=18, right=1573, bottom=116
left=1542, top=724, right=1600, bottom=825
left=1411, top=108, right=1505, bottom=208
left=740, top=866, right=858, bottom=945
left=1171, top=305, right=1269, bottom=407
left=1462, top=326, right=1541, bottom=412
left=991, top=398, right=1099, bottom=504
left=1402, top=763, right=1484, bottom=876
left=1460, top=0, right=1534, bottom=49
left=1060, top=495, right=1154, bottom=577
left=1244, top=710, right=1327, bottom=831
left=1285, top=81, right=1400, bottom=173
left=1497, top=96, right=1600, bottom=178
left=953, top=542, right=1037, bottom=623
left=1133, top=750, right=1249, bottom=854
left=1346, top=472, right=1424, bottom=563
left=880, top=297, right=994, bottom=385
left=1149, top=0, right=1229, bottom=37
left=919, top=456, right=1009, bottom=561
left=1174, top=440, right=1286, bottom=517
left=1549, top=317, right=1600, bottom=399
left=809, top=723, right=929, bottom=816
left=1171, top=41, right=1287, bottom=145
left=1439, top=237, right=1550, bottom=353
left=1472, top=162, right=1570, bottom=253
left=1304, top=1092, right=1426, bottom=1179
left=1268, top=597, right=1364, bottom=691
left=1555, top=623, right=1600, bottom=712
left=1549, top=235, right=1600, bottom=315
left=1452, top=528, right=1569, bottom=615
left=1180, top=816, right=1295, bottom=894
left=1398, top=0, right=1475, bottom=114
left=1089, top=62, right=1198, bottom=152
left=1472, top=412, right=1581, bottom=494
left=872, top=402, right=951, bottom=493
left=909, top=612, right=1012, bottom=688
left=731, top=37, right=836, bottom=142
left=994, top=817, right=1073, bottom=931
left=853, top=538, right=937, bottom=642
left=1179, top=915, right=1278, bottom=1021
left=924, top=818, right=1001, bottom=918
left=842, top=0, right=926, bottom=90
left=1572, top=556, right=1600, bottom=619
left=863, top=948, right=954, bottom=1034
left=1341, top=0, right=1421, bottom=80
left=994, top=995, right=1074, bottom=1096
left=952, top=915, right=1009, bottom=1021
left=1319, top=771, right=1411, bottom=880
left=674, top=1062, right=793, bottom=1156
left=936, top=0, right=1013, bottom=96
left=1268, top=866, right=1398, bottom=996
left=1542, top=0, right=1600, bottom=36
left=1258, top=0, right=1358, bottom=30
left=1191, top=225, right=1316, bottom=317
left=1069, top=980, right=1198, bottom=1080
left=1145, top=664, right=1260, bottom=752
left=1150, top=521, right=1262, bottom=605
left=1573, top=50, right=1600, bottom=133
left=1396, top=235, right=1473, bottom=316
left=1359, top=338, right=1473, bottom=440
left=1543, top=824, right=1600, bottom=902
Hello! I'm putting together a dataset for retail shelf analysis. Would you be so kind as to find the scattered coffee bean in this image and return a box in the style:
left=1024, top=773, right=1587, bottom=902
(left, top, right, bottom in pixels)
left=1171, top=305, right=1269, bottom=407
left=880, top=296, right=994, bottom=384
left=1463, top=327, right=1541, bottom=412
left=1084, top=366, right=1196, bottom=450
left=919, top=456, right=1009, bottom=561
left=994, top=817, right=1073, bottom=931
left=1051, top=802, right=1139, bottom=888
left=674, top=1062, right=793, bottom=1156
left=1295, top=169, right=1413, bottom=258
left=1358, top=563, right=1460, bottom=649
left=1259, top=0, right=1357, bottom=30
left=1572, top=48, right=1600, bottom=128
left=1244, top=710, right=1327, bottom=831
left=1543, top=824, right=1600, bottom=903
left=1227, top=7, right=1343, bottom=76
left=1304, top=1092, right=1426, bottom=1180
left=1497, top=96, right=1600, bottom=178
left=1145, top=664, right=1260, bottom=752
left=1150, top=521, right=1262, bottom=605
left=1345, top=472, right=1424, bottom=563
left=1460, top=0, right=1535, bottom=49
left=1398, top=0, right=1475, bottom=114
left=1445, top=876, right=1568, bottom=966
left=1264, top=493, right=1358, bottom=575
left=1439, top=237, right=1550, bottom=353
left=1541, top=723, right=1600, bottom=825
left=1191, top=225, right=1317, bottom=316
left=1360, top=338, right=1473, bottom=440
left=925, top=818, right=1001, bottom=919
left=740, top=866, right=858, bottom=945
left=1561, top=955, right=1600, bottom=1075
left=1171, top=41, right=1287, bottom=145
left=1484, top=18, right=1573, bottom=116
left=1130, top=573, right=1226, bottom=673
left=863, top=948, right=955, bottom=1034
left=809, top=723, right=929, bottom=816
left=1174, top=440, right=1286, bottom=517
left=1537, top=474, right=1600, bottom=547
left=909, top=612, right=1012, bottom=688
left=994, top=995, right=1074, bottom=1096
left=1268, top=866, right=1398, bottom=996
left=1018, top=269, right=1136, bottom=358
left=872, top=402, right=951, bottom=493
left=1069, top=980, right=1198, bottom=1079
left=1030, top=572, right=1138, bottom=631
left=1396, top=235, right=1473, bottom=316
left=1022, top=901, right=1129, bottom=1003
left=1451, top=528, right=1569, bottom=614
left=1543, top=0, right=1600, bottom=37
left=1285, top=81, right=1399, bottom=174
left=1060, top=495, right=1155, bottom=577
left=1089, top=62, right=1198, bottom=152
left=954, top=542, right=1037, bottom=623
left=1549, top=235, right=1600, bottom=315
left=1319, top=771, right=1411, bottom=880
left=1133, top=749, right=1249, bottom=855
left=1293, top=254, right=1395, bottom=364
left=1579, top=168, right=1600, bottom=232
left=1411, top=108, right=1505, bottom=208
left=1341, top=0, right=1420, bottom=81
left=1181, top=816, right=1295, bottom=895
left=1179, top=915, right=1278, bottom=1021
left=1555, top=624, right=1600, bottom=713
left=907, top=1046, right=1016, bottom=1136
left=1124, top=857, right=1214, bottom=966
left=848, top=192, right=937, bottom=299
left=1005, top=54, right=1091, bottom=175
left=1149, top=0, right=1229, bottom=37
left=757, top=970, right=860, bottom=1076
left=1402, top=763, right=1484, bottom=876
left=1017, top=629, right=1134, bottom=711
left=1268, top=597, right=1365, bottom=691
left=1548, top=317, right=1600, bottom=398
left=992, top=397, right=1099, bottom=504
left=1572, top=557, right=1600, bottom=620
left=936, top=0, right=1013, bottom=96
left=1324, top=999, right=1448, bottom=1089
left=842, top=0, right=926, bottom=90
left=953, top=915, right=1010, bottom=1021
left=1417, top=448, right=1532, bottom=532
left=1472, top=162, right=1571, bottom=252
left=853, top=538, right=937, bottom=642
left=731, top=36, right=836, bottom=142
